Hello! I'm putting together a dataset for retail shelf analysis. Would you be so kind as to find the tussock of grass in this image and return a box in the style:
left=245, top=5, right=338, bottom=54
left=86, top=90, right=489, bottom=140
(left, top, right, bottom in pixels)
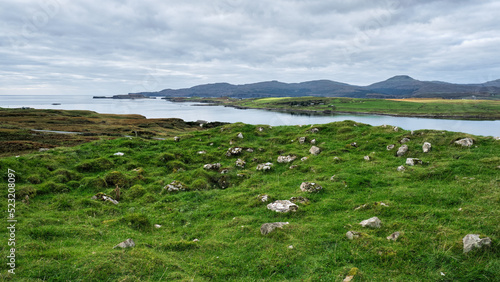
left=0, top=119, right=498, bottom=280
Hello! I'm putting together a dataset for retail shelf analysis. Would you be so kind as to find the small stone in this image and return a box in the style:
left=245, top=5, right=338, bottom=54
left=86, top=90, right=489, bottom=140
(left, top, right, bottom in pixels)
left=277, top=155, right=297, bottom=163
left=289, top=165, right=298, bottom=169
left=225, top=147, right=243, bottom=157
left=259, top=194, right=269, bottom=202
left=256, top=162, right=273, bottom=171
left=310, top=139, right=316, bottom=145
left=455, top=138, right=474, bottom=147
left=290, top=196, right=309, bottom=204
left=113, top=238, right=135, bottom=249
left=309, top=146, right=321, bottom=155
left=197, top=150, right=206, bottom=154
left=387, top=232, right=400, bottom=241
left=260, top=222, right=289, bottom=235
left=350, top=142, right=358, bottom=148
left=203, top=163, right=221, bottom=170
left=193, top=239, right=199, bottom=242
left=39, top=148, right=50, bottom=152
left=246, top=148, right=254, bottom=153
left=235, top=159, right=246, bottom=168
left=310, top=128, right=319, bottom=133
left=237, top=132, right=244, bottom=139
left=330, top=175, right=336, bottom=181
left=364, top=156, right=370, bottom=161
left=300, top=182, right=323, bottom=193
left=406, top=158, right=423, bottom=166
left=164, top=181, right=187, bottom=192
left=173, top=136, right=180, bottom=142
left=258, top=127, right=264, bottom=132
left=400, top=137, right=411, bottom=144
left=220, top=169, right=229, bottom=174
left=387, top=144, right=395, bottom=150
left=359, top=217, right=381, bottom=228
left=113, top=152, right=124, bottom=156
left=346, top=231, right=361, bottom=240
left=301, top=157, right=308, bottom=161
left=298, top=137, right=307, bottom=144
left=463, top=234, right=492, bottom=253
left=394, top=126, right=399, bottom=132
left=422, top=142, right=432, bottom=153
left=154, top=224, right=162, bottom=228
left=267, top=200, right=298, bottom=213
left=396, top=145, right=408, bottom=157
left=288, top=245, right=294, bottom=249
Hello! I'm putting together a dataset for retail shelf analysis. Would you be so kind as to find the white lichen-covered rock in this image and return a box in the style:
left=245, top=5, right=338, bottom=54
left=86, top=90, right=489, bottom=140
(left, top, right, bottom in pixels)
left=463, top=234, right=492, bottom=253
left=310, top=127, right=319, bottom=133
left=406, top=158, right=423, bottom=166
left=173, top=136, right=180, bottom=142
left=396, top=145, right=408, bottom=157
left=256, top=162, right=273, bottom=171
left=394, top=126, right=399, bottom=132
left=259, top=194, right=269, bottom=202
left=423, top=142, right=432, bottom=153
left=455, top=138, right=474, bottom=147
left=310, top=139, right=317, bottom=145
left=300, top=182, right=323, bottom=193
left=164, top=181, right=187, bottom=192
left=301, top=157, right=309, bottom=161
left=346, top=231, right=361, bottom=240
left=359, top=217, right=382, bottom=228
left=235, top=159, right=246, bottom=168
left=113, top=152, right=125, bottom=156
left=309, top=146, right=321, bottom=155
left=400, top=137, right=411, bottom=144
left=387, top=144, right=395, bottom=150
left=203, top=163, right=221, bottom=170
left=397, top=165, right=406, bottom=172
left=197, top=150, right=207, bottom=154
left=225, top=147, right=243, bottom=156
left=91, top=193, right=119, bottom=205
left=267, top=200, right=298, bottom=213
left=260, top=222, right=289, bottom=235
left=113, top=238, right=135, bottom=249
left=258, top=127, right=264, bottom=132
left=364, top=156, right=370, bottom=161
left=277, top=155, right=297, bottom=163
left=237, top=132, right=244, bottom=139
left=298, top=137, right=307, bottom=144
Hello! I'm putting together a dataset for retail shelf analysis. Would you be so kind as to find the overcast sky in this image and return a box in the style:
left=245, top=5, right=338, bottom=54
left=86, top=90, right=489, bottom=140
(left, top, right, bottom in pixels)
left=1, top=0, right=499, bottom=95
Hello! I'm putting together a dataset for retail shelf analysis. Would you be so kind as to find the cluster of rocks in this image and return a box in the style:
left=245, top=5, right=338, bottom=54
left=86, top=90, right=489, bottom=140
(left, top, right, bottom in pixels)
left=225, top=147, right=243, bottom=157
left=256, top=162, right=273, bottom=171
left=203, top=163, right=221, bottom=170
left=164, top=181, right=187, bottom=192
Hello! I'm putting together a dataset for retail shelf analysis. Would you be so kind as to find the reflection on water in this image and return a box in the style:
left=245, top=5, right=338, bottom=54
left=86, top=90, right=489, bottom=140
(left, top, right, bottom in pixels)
left=1, top=95, right=499, bottom=137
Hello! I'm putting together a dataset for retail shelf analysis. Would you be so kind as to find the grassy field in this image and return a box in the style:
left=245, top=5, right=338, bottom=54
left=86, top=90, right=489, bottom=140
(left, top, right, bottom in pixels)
left=181, top=97, right=500, bottom=120
left=0, top=110, right=498, bottom=281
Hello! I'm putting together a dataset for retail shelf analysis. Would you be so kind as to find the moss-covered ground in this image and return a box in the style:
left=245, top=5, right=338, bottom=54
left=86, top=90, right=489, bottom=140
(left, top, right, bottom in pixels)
left=0, top=112, right=499, bottom=281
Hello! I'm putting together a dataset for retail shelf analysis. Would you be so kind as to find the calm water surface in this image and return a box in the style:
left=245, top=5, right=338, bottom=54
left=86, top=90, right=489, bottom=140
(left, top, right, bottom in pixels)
left=1, top=95, right=499, bottom=137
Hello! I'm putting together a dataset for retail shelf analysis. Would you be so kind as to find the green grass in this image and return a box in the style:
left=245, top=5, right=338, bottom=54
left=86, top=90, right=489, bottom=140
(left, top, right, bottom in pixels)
left=0, top=120, right=499, bottom=281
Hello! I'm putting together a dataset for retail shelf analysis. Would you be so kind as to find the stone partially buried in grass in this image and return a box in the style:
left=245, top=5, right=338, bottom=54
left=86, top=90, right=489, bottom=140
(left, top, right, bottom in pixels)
left=300, top=182, right=323, bottom=193
left=359, top=217, right=382, bottom=228
left=455, top=137, right=474, bottom=147
left=164, top=181, right=188, bottom=192
left=267, top=200, right=298, bottom=213
left=113, top=238, right=135, bottom=249
left=463, top=234, right=492, bottom=253
left=260, top=222, right=289, bottom=235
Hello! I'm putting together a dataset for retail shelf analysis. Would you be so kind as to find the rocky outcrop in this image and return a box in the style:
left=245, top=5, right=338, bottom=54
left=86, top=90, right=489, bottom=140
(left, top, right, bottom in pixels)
left=260, top=222, right=289, bottom=235
left=406, top=158, right=423, bottom=166
left=455, top=138, right=474, bottom=147
left=463, top=234, right=492, bottom=253
left=267, top=200, right=298, bottom=213
left=396, top=145, right=408, bottom=157
left=113, top=238, right=135, bottom=249
left=256, top=162, right=273, bottom=171
left=300, top=182, right=323, bottom=193
left=359, top=217, right=381, bottom=228
left=164, top=181, right=187, bottom=192
left=422, top=142, right=432, bottom=153
left=309, top=146, right=321, bottom=155
left=277, top=155, right=297, bottom=163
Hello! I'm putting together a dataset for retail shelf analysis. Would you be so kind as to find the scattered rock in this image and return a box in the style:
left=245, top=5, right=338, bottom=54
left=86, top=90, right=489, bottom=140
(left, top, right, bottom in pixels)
left=310, top=139, right=316, bottom=145
left=220, top=169, right=229, bottom=174
left=364, top=156, right=370, bottom=161
left=290, top=196, right=309, bottom=204
left=397, top=165, right=406, bottom=171
left=113, top=152, right=125, bottom=156
left=396, top=145, right=408, bottom=157
left=310, top=128, right=319, bottom=133
left=203, top=163, right=221, bottom=170
left=237, top=132, right=244, bottom=139
left=387, top=232, right=400, bottom=241
left=346, top=231, right=361, bottom=240
left=197, top=150, right=207, bottom=154
left=400, top=137, right=411, bottom=144
left=113, top=238, right=135, bottom=249
left=330, top=175, right=336, bottom=181
left=343, top=267, right=359, bottom=282
left=359, top=217, right=382, bottom=228
left=300, top=182, right=323, bottom=193
left=350, top=142, right=358, bottom=148
left=235, top=159, right=246, bottom=168
left=277, top=155, right=297, bottom=163
left=289, top=165, right=298, bottom=169
left=309, top=146, right=321, bottom=155
left=463, top=234, right=492, bottom=253
left=256, top=162, right=273, bottom=171
left=225, top=147, right=243, bottom=157
left=394, top=126, right=399, bottom=132
left=301, top=157, right=309, bottom=161
left=406, top=158, right=423, bottom=166
left=193, top=239, right=199, bottom=242
left=260, top=222, right=289, bottom=235
left=422, top=142, right=432, bottom=153
left=38, top=148, right=50, bottom=152
left=246, top=148, right=254, bottom=153
left=154, top=224, right=162, bottom=228
left=164, top=181, right=187, bottom=192
left=288, top=245, right=294, bottom=249
left=173, top=136, right=180, bottom=142
left=387, top=144, right=395, bottom=150
left=258, top=127, right=264, bottom=132
left=267, top=200, right=298, bottom=213
left=354, top=202, right=388, bottom=210
left=91, top=193, right=119, bottom=205
left=298, top=137, right=307, bottom=144
left=259, top=194, right=269, bottom=202
left=455, top=138, right=474, bottom=147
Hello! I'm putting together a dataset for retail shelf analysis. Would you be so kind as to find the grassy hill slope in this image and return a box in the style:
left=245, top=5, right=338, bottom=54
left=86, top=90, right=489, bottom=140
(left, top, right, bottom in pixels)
left=1, top=119, right=499, bottom=281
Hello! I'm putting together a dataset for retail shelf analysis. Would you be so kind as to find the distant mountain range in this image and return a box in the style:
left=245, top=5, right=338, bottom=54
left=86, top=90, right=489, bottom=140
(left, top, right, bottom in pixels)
left=129, top=75, right=500, bottom=99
